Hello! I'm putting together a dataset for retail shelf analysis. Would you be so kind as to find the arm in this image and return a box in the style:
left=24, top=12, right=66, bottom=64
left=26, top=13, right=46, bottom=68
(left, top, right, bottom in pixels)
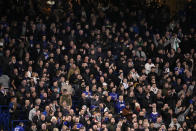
left=163, top=39, right=170, bottom=47
left=29, top=110, right=33, bottom=121
left=175, top=107, right=182, bottom=114
left=142, top=52, right=146, bottom=61
left=182, top=106, right=191, bottom=117
left=176, top=38, right=181, bottom=43
left=68, top=94, right=72, bottom=107
left=153, top=35, right=158, bottom=47
left=59, top=96, right=63, bottom=106
left=11, top=80, right=16, bottom=90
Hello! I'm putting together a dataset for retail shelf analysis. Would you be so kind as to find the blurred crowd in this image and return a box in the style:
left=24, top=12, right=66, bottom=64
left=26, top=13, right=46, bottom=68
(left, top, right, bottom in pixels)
left=0, top=0, right=196, bottom=131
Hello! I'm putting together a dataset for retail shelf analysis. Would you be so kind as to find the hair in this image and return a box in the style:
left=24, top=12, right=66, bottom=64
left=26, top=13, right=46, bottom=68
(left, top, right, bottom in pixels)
left=53, top=128, right=59, bottom=131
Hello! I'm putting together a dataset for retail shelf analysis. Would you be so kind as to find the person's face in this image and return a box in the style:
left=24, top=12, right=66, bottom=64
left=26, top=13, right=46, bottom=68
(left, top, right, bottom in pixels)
left=26, top=92, right=30, bottom=97
left=148, top=59, right=152, bottom=63
left=59, top=77, right=64, bottom=83
left=100, top=76, right=104, bottom=83
left=64, top=55, right=68, bottom=61
left=79, top=30, right=83, bottom=35
left=93, top=125, right=97, bottom=130
left=173, top=118, right=177, bottom=124
left=45, top=106, right=50, bottom=112
left=42, top=36, right=46, bottom=41
left=152, top=107, right=156, bottom=113
left=145, top=31, right=150, bottom=36
left=41, top=124, right=46, bottom=130
left=106, top=96, right=111, bottom=101
left=30, top=35, right=33, bottom=40
left=86, top=86, right=89, bottom=91
left=90, top=50, right=95, bottom=55
left=35, top=105, right=39, bottom=110
left=56, top=48, right=61, bottom=54
left=97, top=47, right=102, bottom=52
left=5, top=50, right=10, bottom=57
left=133, top=123, right=138, bottom=129
left=21, top=88, right=25, bottom=93
left=182, top=122, right=187, bottom=128
left=31, top=125, right=36, bottom=130
left=119, top=96, right=123, bottom=101
left=75, top=117, right=79, bottom=123
left=183, top=84, right=187, bottom=90
left=107, top=51, right=112, bottom=56
left=138, top=87, right=143, bottom=93
left=41, top=114, right=45, bottom=120
left=25, top=100, right=30, bottom=105
left=11, top=56, right=16, bottom=63
left=92, top=85, right=97, bottom=91
left=111, top=118, right=115, bottom=123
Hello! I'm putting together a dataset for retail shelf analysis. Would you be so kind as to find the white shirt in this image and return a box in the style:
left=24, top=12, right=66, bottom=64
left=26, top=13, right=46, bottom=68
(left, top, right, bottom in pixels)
left=29, top=108, right=36, bottom=121
left=130, top=72, right=140, bottom=81
left=145, top=63, right=155, bottom=74
left=171, top=37, right=181, bottom=51
left=150, top=86, right=158, bottom=94
left=123, top=82, right=129, bottom=89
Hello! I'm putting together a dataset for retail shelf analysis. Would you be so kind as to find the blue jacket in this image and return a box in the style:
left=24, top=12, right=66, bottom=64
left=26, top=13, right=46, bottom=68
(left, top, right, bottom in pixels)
left=149, top=112, right=159, bottom=123
left=76, top=123, right=83, bottom=129
left=83, top=91, right=91, bottom=97
left=116, top=101, right=125, bottom=113
left=109, top=93, right=118, bottom=101
left=174, top=67, right=184, bottom=74
left=64, top=121, right=72, bottom=129
left=42, top=110, right=47, bottom=116
left=14, top=126, right=24, bottom=131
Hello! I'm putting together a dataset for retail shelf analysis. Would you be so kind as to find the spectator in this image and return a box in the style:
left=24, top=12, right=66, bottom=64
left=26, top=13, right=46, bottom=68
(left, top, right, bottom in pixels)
left=0, top=84, right=7, bottom=105
left=0, top=0, right=195, bottom=130
left=29, top=105, right=39, bottom=121
left=169, top=118, right=181, bottom=130
left=145, top=59, right=155, bottom=74
left=149, top=107, right=160, bottom=123
left=122, top=103, right=132, bottom=121
left=14, top=122, right=24, bottom=131
left=60, top=89, right=72, bottom=107
left=115, top=95, right=125, bottom=114
left=30, top=123, right=37, bottom=131
left=136, top=46, right=147, bottom=61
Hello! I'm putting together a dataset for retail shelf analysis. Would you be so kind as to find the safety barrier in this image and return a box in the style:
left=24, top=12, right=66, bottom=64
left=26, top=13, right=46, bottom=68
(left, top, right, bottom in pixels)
left=0, top=105, right=10, bottom=131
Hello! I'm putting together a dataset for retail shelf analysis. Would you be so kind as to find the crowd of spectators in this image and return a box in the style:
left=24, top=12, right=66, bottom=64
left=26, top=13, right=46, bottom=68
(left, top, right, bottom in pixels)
left=0, top=0, right=196, bottom=131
